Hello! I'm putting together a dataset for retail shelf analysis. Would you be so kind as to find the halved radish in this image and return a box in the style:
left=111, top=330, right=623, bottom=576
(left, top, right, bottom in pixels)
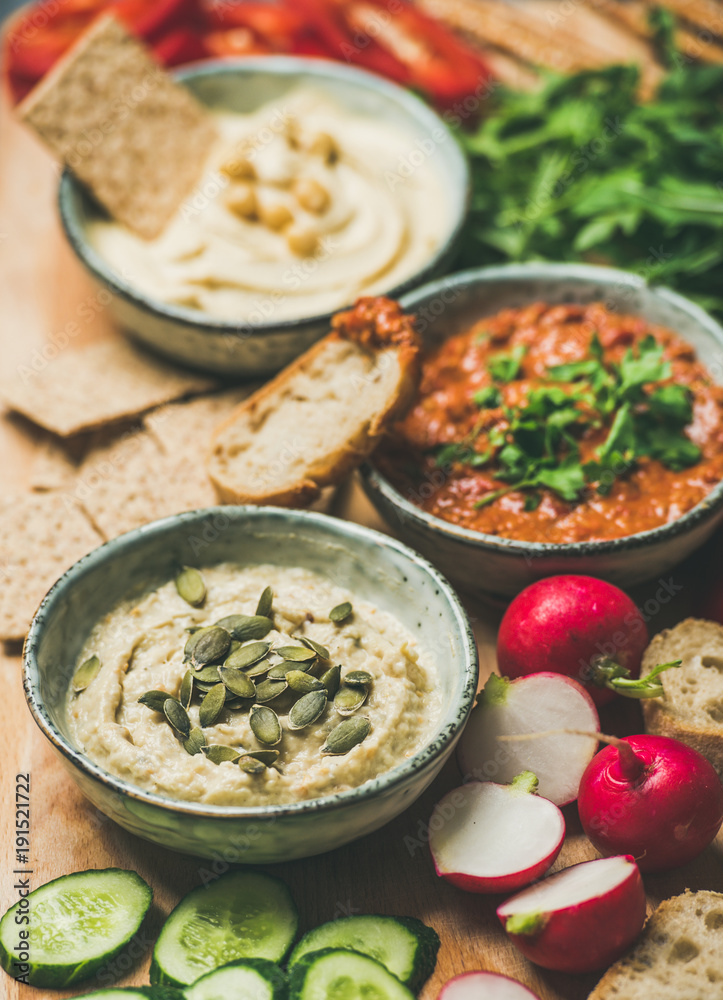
left=497, top=855, right=646, bottom=973
left=457, top=673, right=599, bottom=806
left=439, top=971, right=540, bottom=999
left=429, top=772, right=565, bottom=893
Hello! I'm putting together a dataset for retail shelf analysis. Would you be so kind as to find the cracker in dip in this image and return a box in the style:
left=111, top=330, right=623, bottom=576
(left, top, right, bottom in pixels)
left=85, top=86, right=450, bottom=322
left=67, top=565, right=441, bottom=807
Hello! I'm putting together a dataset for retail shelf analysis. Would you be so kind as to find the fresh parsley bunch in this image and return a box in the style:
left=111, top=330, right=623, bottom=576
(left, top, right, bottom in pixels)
left=459, top=63, right=723, bottom=318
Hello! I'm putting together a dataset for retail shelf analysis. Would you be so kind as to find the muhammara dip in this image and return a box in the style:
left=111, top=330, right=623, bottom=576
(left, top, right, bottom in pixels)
left=85, top=86, right=449, bottom=322
left=67, top=564, right=440, bottom=807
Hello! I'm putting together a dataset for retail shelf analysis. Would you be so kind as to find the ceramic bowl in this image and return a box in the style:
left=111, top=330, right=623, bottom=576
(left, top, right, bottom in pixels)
left=58, top=56, right=470, bottom=377
left=360, top=262, right=723, bottom=601
left=23, top=506, right=477, bottom=862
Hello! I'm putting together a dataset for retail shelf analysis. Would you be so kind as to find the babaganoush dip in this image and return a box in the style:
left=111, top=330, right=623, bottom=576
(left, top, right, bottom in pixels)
left=85, top=85, right=450, bottom=323
left=67, top=564, right=441, bottom=807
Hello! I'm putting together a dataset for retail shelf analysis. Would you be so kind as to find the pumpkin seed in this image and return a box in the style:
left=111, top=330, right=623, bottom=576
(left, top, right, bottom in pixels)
left=199, top=683, right=226, bottom=727
left=288, top=690, right=327, bottom=730
left=321, top=664, right=341, bottom=698
left=334, top=685, right=367, bottom=716
left=268, top=661, right=309, bottom=680
left=164, top=698, right=191, bottom=738
left=274, top=645, right=317, bottom=663
left=175, top=566, right=206, bottom=607
left=255, top=678, right=288, bottom=702
left=224, top=641, right=270, bottom=671
left=218, top=667, right=256, bottom=700
left=344, top=670, right=373, bottom=687
left=299, top=636, right=330, bottom=660
left=215, top=614, right=273, bottom=641
left=321, top=716, right=371, bottom=755
left=194, top=664, right=222, bottom=684
left=138, top=689, right=171, bottom=713
left=244, top=657, right=273, bottom=678
left=255, top=586, right=273, bottom=618
left=183, top=626, right=215, bottom=662
left=72, top=655, right=100, bottom=693
left=190, top=626, right=231, bottom=669
left=249, top=705, right=282, bottom=745
left=203, top=744, right=242, bottom=765
left=179, top=670, right=194, bottom=709
left=286, top=670, right=324, bottom=694
left=238, top=755, right=267, bottom=774
left=244, top=749, right=280, bottom=766
left=183, top=726, right=206, bottom=756
left=329, top=601, right=352, bottom=623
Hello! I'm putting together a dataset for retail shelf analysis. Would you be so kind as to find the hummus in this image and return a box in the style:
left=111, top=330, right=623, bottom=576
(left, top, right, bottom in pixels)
left=85, top=86, right=450, bottom=322
left=67, top=564, right=440, bottom=807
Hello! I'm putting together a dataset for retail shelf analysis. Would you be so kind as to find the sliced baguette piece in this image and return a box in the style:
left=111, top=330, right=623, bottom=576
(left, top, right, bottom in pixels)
left=207, top=297, right=420, bottom=506
left=640, top=618, right=723, bottom=776
left=588, top=890, right=723, bottom=1000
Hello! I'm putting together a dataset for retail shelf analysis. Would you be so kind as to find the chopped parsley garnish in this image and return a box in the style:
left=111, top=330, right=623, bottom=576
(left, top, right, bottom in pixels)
left=488, top=344, right=527, bottom=382
left=432, top=335, right=701, bottom=509
left=473, top=386, right=502, bottom=409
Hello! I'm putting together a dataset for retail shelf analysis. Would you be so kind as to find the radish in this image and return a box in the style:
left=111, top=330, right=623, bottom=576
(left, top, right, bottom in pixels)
left=439, top=971, right=540, bottom=999
left=497, top=575, right=655, bottom=706
left=577, top=733, right=723, bottom=872
left=429, top=772, right=565, bottom=894
left=457, top=673, right=599, bottom=805
left=497, top=855, right=646, bottom=974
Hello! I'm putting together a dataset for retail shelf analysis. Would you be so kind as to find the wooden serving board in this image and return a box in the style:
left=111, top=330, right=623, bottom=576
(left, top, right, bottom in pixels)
left=1, top=86, right=722, bottom=1000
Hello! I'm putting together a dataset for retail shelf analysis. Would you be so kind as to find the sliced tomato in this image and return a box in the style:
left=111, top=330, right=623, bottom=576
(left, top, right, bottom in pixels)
left=152, top=27, right=208, bottom=65
left=202, top=28, right=274, bottom=57
left=202, top=1, right=304, bottom=47
left=4, top=17, right=90, bottom=81
left=109, top=0, right=196, bottom=40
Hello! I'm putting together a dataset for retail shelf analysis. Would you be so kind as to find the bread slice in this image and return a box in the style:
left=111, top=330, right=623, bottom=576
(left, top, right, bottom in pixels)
left=640, top=618, right=723, bottom=776
left=588, top=890, right=723, bottom=999
left=207, top=297, right=420, bottom=506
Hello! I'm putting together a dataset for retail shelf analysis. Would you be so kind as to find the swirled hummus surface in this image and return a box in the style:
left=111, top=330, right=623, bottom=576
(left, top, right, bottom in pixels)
left=66, top=564, right=440, bottom=807
left=85, top=86, right=449, bottom=322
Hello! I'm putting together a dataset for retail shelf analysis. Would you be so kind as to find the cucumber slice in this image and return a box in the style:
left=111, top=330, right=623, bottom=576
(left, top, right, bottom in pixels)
left=73, top=990, right=183, bottom=999
left=151, top=872, right=298, bottom=987
left=0, top=868, right=152, bottom=988
left=288, top=948, right=416, bottom=1000
left=288, top=915, right=439, bottom=992
left=183, top=958, right=287, bottom=1000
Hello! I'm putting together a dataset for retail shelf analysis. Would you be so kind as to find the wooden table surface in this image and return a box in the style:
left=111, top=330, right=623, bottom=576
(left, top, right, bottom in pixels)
left=1, top=83, right=722, bottom=1000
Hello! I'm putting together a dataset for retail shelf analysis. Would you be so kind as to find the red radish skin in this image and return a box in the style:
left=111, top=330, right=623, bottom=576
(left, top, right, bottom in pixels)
left=578, top=734, right=723, bottom=872
left=457, top=672, right=599, bottom=806
left=497, top=575, right=648, bottom=707
left=497, top=855, right=646, bottom=974
left=429, top=773, right=565, bottom=894
left=439, top=971, right=540, bottom=999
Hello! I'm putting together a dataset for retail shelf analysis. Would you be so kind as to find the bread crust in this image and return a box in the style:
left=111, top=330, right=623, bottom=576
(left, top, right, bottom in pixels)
left=207, top=297, right=421, bottom=507
left=640, top=618, right=723, bottom=776
left=589, top=890, right=723, bottom=999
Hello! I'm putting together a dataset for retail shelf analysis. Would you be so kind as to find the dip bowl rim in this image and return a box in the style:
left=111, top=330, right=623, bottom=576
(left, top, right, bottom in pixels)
left=361, top=260, right=723, bottom=559
left=22, top=505, right=479, bottom=821
left=57, top=54, right=471, bottom=339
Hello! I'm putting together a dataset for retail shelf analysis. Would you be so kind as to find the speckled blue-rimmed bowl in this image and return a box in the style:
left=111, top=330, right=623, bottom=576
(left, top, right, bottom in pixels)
left=58, top=56, right=470, bottom=377
left=360, top=262, right=723, bottom=601
left=23, top=506, right=477, bottom=861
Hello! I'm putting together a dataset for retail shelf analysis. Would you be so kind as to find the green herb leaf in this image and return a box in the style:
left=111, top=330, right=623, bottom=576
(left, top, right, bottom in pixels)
left=473, top=386, right=502, bottom=409
left=488, top=344, right=527, bottom=382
